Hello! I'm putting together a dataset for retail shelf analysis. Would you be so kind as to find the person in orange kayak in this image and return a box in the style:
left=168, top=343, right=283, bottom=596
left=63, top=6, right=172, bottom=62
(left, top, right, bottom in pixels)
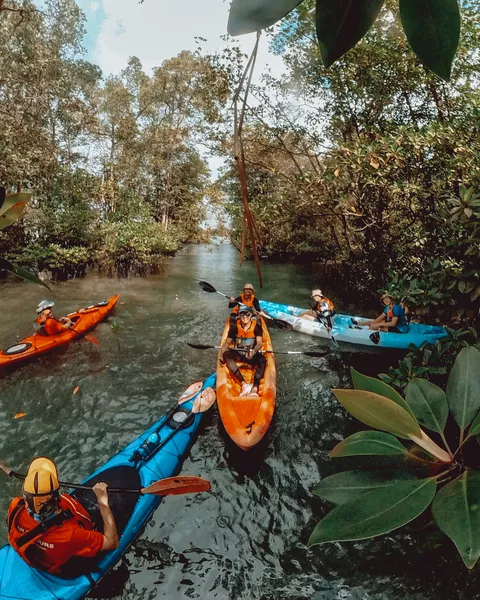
left=299, top=289, right=335, bottom=330
left=228, top=283, right=261, bottom=316
left=34, top=301, right=73, bottom=336
left=7, top=456, right=118, bottom=576
left=220, top=306, right=266, bottom=397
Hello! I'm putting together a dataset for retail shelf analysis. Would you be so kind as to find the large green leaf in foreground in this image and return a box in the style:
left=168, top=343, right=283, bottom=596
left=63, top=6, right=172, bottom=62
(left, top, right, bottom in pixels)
left=405, top=377, right=448, bottom=434
left=227, top=0, right=304, bottom=36
left=316, top=0, right=385, bottom=68
left=399, top=0, right=460, bottom=81
left=0, top=192, right=31, bottom=218
left=308, top=477, right=436, bottom=546
left=330, top=431, right=407, bottom=457
left=446, top=347, right=480, bottom=435
left=351, top=367, right=416, bottom=418
left=432, top=471, right=480, bottom=569
left=312, top=470, right=416, bottom=505
left=332, top=389, right=421, bottom=439
left=0, top=202, right=27, bottom=230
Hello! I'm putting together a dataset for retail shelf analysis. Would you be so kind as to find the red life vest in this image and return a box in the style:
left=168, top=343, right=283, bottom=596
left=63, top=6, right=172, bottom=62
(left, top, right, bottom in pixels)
left=232, top=293, right=256, bottom=315
left=34, top=313, right=66, bottom=336
left=8, top=494, right=100, bottom=574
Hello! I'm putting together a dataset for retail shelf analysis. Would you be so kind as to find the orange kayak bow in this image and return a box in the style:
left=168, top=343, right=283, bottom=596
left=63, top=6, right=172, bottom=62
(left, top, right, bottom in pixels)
left=0, top=295, right=119, bottom=372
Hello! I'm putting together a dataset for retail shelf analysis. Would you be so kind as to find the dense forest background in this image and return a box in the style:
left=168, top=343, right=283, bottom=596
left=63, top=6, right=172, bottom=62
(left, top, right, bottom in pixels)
left=0, top=0, right=479, bottom=325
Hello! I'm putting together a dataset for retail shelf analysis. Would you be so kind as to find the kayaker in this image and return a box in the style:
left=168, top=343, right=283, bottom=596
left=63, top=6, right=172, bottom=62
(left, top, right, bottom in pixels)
left=34, top=301, right=73, bottom=335
left=299, top=289, right=335, bottom=330
left=7, top=456, right=119, bottom=576
left=220, top=306, right=266, bottom=397
left=353, top=293, right=409, bottom=333
left=228, top=283, right=262, bottom=317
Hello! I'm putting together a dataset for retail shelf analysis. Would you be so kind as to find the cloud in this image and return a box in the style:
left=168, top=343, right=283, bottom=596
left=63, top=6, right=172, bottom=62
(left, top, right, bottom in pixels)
left=92, top=0, right=285, bottom=81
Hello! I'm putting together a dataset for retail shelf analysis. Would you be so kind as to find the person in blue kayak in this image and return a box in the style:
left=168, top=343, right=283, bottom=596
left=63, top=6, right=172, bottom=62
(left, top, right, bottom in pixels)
left=7, top=456, right=118, bottom=576
left=220, top=305, right=266, bottom=397
left=34, top=300, right=73, bottom=336
left=353, top=293, right=409, bottom=333
left=299, top=289, right=335, bottom=331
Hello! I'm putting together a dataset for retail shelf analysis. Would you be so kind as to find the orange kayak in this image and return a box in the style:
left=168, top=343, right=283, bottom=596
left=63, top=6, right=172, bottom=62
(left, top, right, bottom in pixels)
left=0, top=295, right=119, bottom=371
left=216, top=316, right=276, bottom=450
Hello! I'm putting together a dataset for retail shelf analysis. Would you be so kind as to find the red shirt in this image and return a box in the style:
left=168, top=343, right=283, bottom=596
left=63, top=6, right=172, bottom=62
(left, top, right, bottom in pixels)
left=8, top=494, right=104, bottom=574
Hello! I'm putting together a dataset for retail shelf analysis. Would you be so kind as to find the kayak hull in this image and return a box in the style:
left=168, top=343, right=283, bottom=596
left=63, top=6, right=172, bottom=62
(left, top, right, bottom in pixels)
left=216, top=317, right=276, bottom=450
left=0, top=295, right=119, bottom=372
left=0, top=373, right=216, bottom=600
left=259, top=300, right=448, bottom=350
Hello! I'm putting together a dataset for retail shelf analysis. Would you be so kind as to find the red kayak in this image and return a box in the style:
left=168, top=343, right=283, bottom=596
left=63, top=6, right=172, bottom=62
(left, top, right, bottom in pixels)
left=0, top=295, right=119, bottom=371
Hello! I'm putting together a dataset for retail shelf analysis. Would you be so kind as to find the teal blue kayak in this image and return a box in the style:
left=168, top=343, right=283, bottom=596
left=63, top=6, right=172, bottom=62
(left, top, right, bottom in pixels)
left=260, top=300, right=448, bottom=349
left=0, top=373, right=216, bottom=600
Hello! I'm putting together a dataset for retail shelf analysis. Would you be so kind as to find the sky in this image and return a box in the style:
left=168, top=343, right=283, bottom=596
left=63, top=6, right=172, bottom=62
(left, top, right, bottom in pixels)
left=66, top=0, right=288, bottom=178
left=74, top=0, right=285, bottom=81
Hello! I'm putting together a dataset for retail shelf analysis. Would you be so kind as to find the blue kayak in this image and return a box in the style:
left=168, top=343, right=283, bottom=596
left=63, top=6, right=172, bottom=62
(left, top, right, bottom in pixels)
left=260, top=300, right=448, bottom=349
left=0, top=373, right=216, bottom=600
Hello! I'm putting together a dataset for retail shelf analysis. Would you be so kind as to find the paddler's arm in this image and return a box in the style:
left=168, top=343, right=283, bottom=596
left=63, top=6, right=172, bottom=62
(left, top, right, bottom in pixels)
left=247, top=334, right=263, bottom=359
left=93, top=482, right=119, bottom=551
left=220, top=336, right=234, bottom=362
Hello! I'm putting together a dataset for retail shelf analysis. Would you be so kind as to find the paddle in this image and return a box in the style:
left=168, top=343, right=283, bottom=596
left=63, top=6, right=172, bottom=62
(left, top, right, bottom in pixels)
left=198, top=280, right=292, bottom=331
left=309, top=302, right=340, bottom=349
left=187, top=342, right=328, bottom=358
left=0, top=463, right=210, bottom=496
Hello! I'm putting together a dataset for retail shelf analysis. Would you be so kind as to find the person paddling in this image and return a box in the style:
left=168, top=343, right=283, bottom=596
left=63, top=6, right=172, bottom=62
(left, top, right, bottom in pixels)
left=7, top=456, right=118, bottom=576
left=228, top=283, right=262, bottom=317
left=220, top=306, right=267, bottom=397
left=299, top=289, right=335, bottom=330
left=353, top=293, right=409, bottom=333
left=34, top=301, right=73, bottom=336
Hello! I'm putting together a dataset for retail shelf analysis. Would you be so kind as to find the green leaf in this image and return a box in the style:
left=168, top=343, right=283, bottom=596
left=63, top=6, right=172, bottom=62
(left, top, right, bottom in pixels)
left=405, top=378, right=448, bottom=434
left=399, top=0, right=460, bottom=81
left=332, top=389, right=421, bottom=439
left=308, top=477, right=436, bottom=546
left=330, top=431, right=407, bottom=457
left=227, top=0, right=304, bottom=36
left=351, top=367, right=416, bottom=419
left=446, top=347, right=480, bottom=433
left=316, top=0, right=385, bottom=68
left=0, top=202, right=27, bottom=230
left=0, top=257, right=50, bottom=289
left=432, top=472, right=480, bottom=569
left=312, top=470, right=416, bottom=505
left=0, top=192, right=31, bottom=218
left=465, top=410, right=480, bottom=441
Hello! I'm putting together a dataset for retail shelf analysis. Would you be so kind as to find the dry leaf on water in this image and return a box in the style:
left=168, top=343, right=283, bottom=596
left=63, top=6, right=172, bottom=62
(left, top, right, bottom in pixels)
left=14, top=412, right=26, bottom=419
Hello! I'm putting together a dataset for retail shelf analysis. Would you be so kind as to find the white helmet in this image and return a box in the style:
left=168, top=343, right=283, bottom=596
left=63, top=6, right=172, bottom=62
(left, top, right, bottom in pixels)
left=37, top=300, right=55, bottom=314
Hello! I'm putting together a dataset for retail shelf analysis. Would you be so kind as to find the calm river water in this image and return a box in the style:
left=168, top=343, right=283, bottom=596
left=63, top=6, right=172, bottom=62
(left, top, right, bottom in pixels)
left=0, top=243, right=477, bottom=599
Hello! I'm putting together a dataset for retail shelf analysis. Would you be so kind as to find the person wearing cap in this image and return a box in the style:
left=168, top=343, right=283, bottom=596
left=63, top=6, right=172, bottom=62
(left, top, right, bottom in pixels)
left=7, top=456, right=118, bottom=576
left=354, top=293, right=409, bottom=333
left=220, top=306, right=267, bottom=397
left=299, top=289, right=335, bottom=330
left=34, top=301, right=73, bottom=336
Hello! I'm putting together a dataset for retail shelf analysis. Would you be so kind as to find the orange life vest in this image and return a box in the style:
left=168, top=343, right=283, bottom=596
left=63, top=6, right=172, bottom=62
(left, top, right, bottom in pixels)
left=234, top=320, right=257, bottom=348
left=232, top=293, right=256, bottom=315
left=315, top=297, right=334, bottom=312
left=34, top=314, right=66, bottom=336
left=8, top=494, right=99, bottom=574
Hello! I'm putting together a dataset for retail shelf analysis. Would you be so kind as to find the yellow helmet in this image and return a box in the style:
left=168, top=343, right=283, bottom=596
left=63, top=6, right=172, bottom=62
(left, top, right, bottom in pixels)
left=22, top=457, right=60, bottom=519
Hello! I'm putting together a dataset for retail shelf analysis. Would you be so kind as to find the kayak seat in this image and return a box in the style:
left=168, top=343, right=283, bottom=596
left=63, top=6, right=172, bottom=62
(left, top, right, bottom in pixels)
left=73, top=466, right=141, bottom=535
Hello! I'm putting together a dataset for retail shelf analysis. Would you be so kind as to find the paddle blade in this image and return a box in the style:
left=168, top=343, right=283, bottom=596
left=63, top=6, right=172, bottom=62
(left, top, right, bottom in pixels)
left=199, top=281, right=217, bottom=293
left=178, top=381, right=203, bottom=404
left=85, top=334, right=100, bottom=346
left=304, top=350, right=329, bottom=358
left=272, top=318, right=293, bottom=331
left=187, top=342, right=217, bottom=351
left=141, top=475, right=211, bottom=496
left=192, top=386, right=216, bottom=414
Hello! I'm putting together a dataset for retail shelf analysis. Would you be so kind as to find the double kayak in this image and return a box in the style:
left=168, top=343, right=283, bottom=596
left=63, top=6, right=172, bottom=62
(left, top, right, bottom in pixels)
left=0, top=373, right=216, bottom=600
left=0, top=295, right=119, bottom=371
left=259, top=300, right=448, bottom=350
left=216, top=317, right=276, bottom=450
